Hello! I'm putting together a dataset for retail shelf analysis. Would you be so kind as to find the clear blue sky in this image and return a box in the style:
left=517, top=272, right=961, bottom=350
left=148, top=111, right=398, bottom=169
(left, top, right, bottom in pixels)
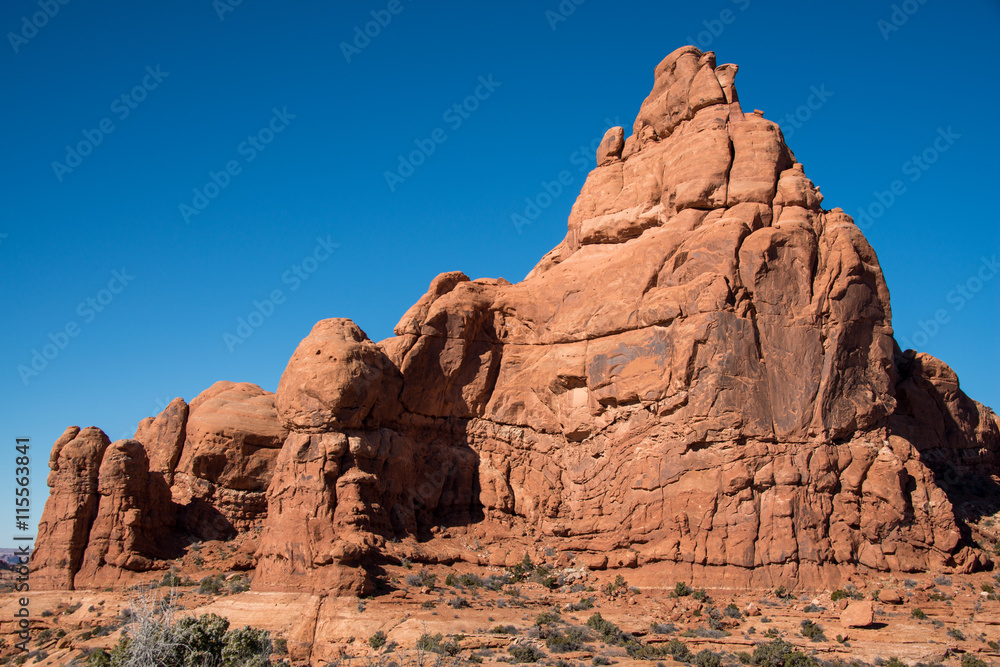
left=2, top=0, right=998, bottom=542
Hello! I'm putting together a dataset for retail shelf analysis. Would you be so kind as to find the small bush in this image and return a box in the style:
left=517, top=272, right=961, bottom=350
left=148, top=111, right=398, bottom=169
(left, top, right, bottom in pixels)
left=724, top=603, right=742, bottom=619
left=546, top=628, right=584, bottom=653
left=567, top=597, right=595, bottom=611
left=750, top=639, right=817, bottom=667
left=911, top=608, right=927, bottom=620
left=368, top=631, right=387, bottom=649
left=674, top=581, right=693, bottom=597
left=509, top=644, right=544, bottom=663
left=592, top=657, right=612, bottom=666
left=586, top=613, right=630, bottom=646
left=536, top=611, right=560, bottom=626
left=947, top=628, right=966, bottom=641
left=492, top=625, right=518, bottom=635
left=694, top=649, right=723, bottom=667
left=800, top=620, right=826, bottom=642
left=459, top=573, right=483, bottom=589
left=664, top=638, right=692, bottom=663
left=774, top=586, right=793, bottom=600
left=961, top=656, right=987, bottom=667
left=417, top=633, right=459, bottom=655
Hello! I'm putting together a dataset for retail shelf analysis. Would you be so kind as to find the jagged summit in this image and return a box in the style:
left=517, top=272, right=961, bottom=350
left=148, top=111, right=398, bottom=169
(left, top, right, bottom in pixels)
left=32, top=47, right=1000, bottom=597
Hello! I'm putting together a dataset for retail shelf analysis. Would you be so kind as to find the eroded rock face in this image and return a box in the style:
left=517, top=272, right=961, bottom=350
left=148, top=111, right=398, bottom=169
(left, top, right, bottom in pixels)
left=33, top=46, right=1000, bottom=593
left=32, top=427, right=110, bottom=590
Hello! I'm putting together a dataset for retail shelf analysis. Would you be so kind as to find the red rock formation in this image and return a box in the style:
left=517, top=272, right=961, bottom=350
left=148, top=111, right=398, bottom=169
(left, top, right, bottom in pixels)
left=32, top=46, right=1000, bottom=594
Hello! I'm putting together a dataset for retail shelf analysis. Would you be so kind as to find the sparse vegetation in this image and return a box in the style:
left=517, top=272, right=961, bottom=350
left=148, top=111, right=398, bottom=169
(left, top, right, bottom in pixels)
left=674, top=581, right=693, bottom=597
left=912, top=608, right=927, bottom=619
left=800, top=620, right=826, bottom=642
left=508, top=644, right=544, bottom=663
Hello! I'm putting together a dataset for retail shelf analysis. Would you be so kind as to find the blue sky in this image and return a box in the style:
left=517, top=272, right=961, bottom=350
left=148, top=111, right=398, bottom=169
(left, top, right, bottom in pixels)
left=2, top=0, right=998, bottom=543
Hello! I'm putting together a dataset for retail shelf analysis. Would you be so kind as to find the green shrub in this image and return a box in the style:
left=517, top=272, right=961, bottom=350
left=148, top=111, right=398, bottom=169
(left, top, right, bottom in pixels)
left=368, top=631, right=387, bottom=649
left=800, top=620, right=826, bottom=642
left=750, top=639, right=817, bottom=667
left=674, top=581, right=693, bottom=597
left=947, top=628, right=966, bottom=641
left=592, top=657, right=612, bottom=666
left=535, top=611, right=560, bottom=626
left=220, top=625, right=272, bottom=667
left=694, top=649, right=723, bottom=667
left=912, top=608, right=927, bottom=619
left=664, top=638, right=692, bottom=662
left=545, top=628, right=584, bottom=653
left=508, top=645, right=544, bottom=663
left=961, top=656, right=987, bottom=667
left=586, top=613, right=630, bottom=646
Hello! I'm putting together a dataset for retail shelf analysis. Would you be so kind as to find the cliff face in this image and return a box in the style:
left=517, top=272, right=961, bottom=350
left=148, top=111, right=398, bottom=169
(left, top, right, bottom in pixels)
left=31, top=46, right=1000, bottom=593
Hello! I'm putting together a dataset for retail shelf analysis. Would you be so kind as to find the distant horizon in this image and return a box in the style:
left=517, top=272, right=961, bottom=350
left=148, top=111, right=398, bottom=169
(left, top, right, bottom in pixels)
left=3, top=1, right=998, bottom=543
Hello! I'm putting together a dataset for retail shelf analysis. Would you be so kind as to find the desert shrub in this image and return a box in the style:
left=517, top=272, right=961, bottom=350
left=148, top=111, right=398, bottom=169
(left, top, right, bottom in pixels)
left=831, top=589, right=863, bottom=602
left=725, top=603, right=742, bottom=619
left=749, top=639, right=817, bottom=667
left=405, top=573, right=422, bottom=587
left=586, top=613, right=630, bottom=646
left=369, top=631, right=387, bottom=649
left=883, top=659, right=906, bottom=667
left=774, top=586, right=794, bottom=600
left=447, top=596, right=469, bottom=609
left=911, top=608, right=927, bottom=619
left=947, top=628, right=966, bottom=641
left=102, top=587, right=274, bottom=667
left=692, top=589, right=710, bottom=602
left=459, top=573, right=483, bottom=588
left=416, top=633, right=460, bottom=656
left=491, top=625, right=518, bottom=635
left=603, top=575, right=628, bottom=596
left=484, top=574, right=511, bottom=591
left=933, top=575, right=952, bottom=586
left=961, top=656, right=987, bottom=667
left=506, top=554, right=535, bottom=582
left=85, top=650, right=111, bottom=667
left=800, top=620, right=826, bottom=642
left=508, top=644, right=544, bottom=663
left=567, top=597, right=595, bottom=611
left=650, top=622, right=676, bottom=634
left=220, top=625, right=272, bottom=667
left=674, top=581, right=693, bottom=597
left=592, top=657, right=612, bottom=666
left=664, top=638, right=692, bottom=662
left=535, top=611, right=560, bottom=625
left=546, top=628, right=584, bottom=653
left=198, top=574, right=225, bottom=595
left=694, top=649, right=723, bottom=667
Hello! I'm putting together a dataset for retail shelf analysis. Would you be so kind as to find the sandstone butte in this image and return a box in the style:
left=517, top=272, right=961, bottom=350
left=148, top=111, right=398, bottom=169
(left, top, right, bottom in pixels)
left=31, top=46, right=1000, bottom=597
